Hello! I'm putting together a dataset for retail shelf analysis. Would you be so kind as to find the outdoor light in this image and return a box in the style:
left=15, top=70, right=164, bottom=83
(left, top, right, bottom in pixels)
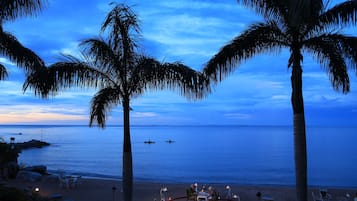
left=34, top=187, right=40, bottom=192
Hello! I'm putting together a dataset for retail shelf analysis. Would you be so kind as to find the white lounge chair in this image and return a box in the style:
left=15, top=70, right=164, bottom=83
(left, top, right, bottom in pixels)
left=196, top=195, right=208, bottom=201
left=58, top=175, right=69, bottom=189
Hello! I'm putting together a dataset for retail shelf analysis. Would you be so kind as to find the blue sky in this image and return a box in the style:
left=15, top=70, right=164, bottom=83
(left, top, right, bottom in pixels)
left=0, top=0, right=356, bottom=126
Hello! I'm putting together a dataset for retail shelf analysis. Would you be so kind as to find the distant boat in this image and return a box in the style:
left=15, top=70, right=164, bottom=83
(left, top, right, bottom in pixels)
left=144, top=140, right=155, bottom=144
left=165, top=139, right=175, bottom=143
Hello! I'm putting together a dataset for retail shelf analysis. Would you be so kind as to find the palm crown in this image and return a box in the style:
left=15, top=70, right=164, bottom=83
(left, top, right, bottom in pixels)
left=24, top=5, right=209, bottom=201
left=204, top=1, right=357, bottom=201
left=205, top=0, right=357, bottom=92
left=25, top=3, right=209, bottom=127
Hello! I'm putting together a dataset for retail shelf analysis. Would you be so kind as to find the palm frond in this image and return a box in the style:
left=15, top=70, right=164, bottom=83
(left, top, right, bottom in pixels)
left=318, top=0, right=357, bottom=28
left=0, top=0, right=46, bottom=21
left=133, top=57, right=210, bottom=100
left=80, top=37, right=120, bottom=76
left=127, top=57, right=161, bottom=98
left=90, top=87, right=121, bottom=128
left=23, top=58, right=115, bottom=98
left=47, top=61, right=112, bottom=89
left=0, top=63, right=8, bottom=80
left=204, top=21, right=286, bottom=82
left=237, top=0, right=288, bottom=22
left=101, top=3, right=140, bottom=54
left=320, top=34, right=357, bottom=73
left=304, top=34, right=350, bottom=93
left=0, top=30, right=45, bottom=74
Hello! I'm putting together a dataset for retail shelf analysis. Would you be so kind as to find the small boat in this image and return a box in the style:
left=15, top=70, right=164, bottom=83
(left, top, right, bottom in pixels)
left=166, top=139, right=175, bottom=143
left=144, top=140, right=155, bottom=144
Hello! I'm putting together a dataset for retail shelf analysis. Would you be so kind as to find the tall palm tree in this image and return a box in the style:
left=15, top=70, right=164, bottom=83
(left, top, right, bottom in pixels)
left=25, top=3, right=209, bottom=201
left=203, top=1, right=357, bottom=201
left=0, top=0, right=45, bottom=78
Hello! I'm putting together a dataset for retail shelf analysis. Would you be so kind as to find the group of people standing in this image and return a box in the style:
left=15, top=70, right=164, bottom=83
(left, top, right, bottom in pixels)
left=187, top=183, right=238, bottom=201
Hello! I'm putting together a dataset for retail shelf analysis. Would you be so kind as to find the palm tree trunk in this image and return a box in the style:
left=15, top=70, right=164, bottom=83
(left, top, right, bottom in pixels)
left=122, top=98, right=133, bottom=201
left=291, top=65, right=307, bottom=201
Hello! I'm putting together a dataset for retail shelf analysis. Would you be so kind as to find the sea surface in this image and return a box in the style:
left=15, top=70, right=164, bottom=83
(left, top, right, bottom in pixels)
left=0, top=125, right=356, bottom=187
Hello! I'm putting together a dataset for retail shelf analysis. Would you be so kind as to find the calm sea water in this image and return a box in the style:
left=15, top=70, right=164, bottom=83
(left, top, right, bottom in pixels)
left=0, top=125, right=356, bottom=187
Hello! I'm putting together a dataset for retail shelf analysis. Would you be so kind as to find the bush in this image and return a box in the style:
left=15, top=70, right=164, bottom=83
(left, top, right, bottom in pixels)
left=0, top=186, right=28, bottom=201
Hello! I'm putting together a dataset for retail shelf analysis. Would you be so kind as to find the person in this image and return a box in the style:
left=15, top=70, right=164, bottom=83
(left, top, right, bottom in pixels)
left=224, top=185, right=232, bottom=200
left=354, top=192, right=357, bottom=201
left=186, top=184, right=197, bottom=201
left=320, top=189, right=331, bottom=201
left=208, top=186, right=219, bottom=201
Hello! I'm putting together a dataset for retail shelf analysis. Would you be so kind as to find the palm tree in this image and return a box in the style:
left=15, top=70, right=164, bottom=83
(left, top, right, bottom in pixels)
left=25, top=3, right=209, bottom=201
left=0, top=0, right=45, bottom=79
left=203, top=1, right=357, bottom=201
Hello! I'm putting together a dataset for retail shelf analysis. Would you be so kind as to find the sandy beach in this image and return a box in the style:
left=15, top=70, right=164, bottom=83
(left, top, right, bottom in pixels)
left=2, top=175, right=356, bottom=201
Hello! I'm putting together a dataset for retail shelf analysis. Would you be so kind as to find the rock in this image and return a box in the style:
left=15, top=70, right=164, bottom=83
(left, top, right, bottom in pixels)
left=15, top=139, right=50, bottom=150
left=16, top=170, right=42, bottom=182
left=23, top=165, right=47, bottom=175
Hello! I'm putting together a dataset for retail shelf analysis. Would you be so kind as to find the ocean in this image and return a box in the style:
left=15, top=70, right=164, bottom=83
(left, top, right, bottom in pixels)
left=0, top=125, right=356, bottom=187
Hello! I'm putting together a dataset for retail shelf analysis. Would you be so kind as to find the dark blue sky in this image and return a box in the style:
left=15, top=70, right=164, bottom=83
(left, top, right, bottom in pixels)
left=0, top=0, right=356, bottom=126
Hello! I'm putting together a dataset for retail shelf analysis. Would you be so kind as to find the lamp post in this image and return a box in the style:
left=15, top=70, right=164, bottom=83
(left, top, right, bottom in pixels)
left=10, top=137, right=15, bottom=150
left=112, top=186, right=117, bottom=201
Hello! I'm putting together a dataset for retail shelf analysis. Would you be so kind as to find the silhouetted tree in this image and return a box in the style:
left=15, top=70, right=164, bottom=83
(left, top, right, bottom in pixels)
left=0, top=0, right=45, bottom=79
left=25, top=3, right=209, bottom=201
left=203, top=1, right=357, bottom=201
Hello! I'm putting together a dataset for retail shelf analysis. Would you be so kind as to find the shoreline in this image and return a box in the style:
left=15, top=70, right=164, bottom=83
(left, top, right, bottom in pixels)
left=48, top=169, right=357, bottom=190
left=52, top=171, right=357, bottom=190
left=3, top=176, right=356, bottom=201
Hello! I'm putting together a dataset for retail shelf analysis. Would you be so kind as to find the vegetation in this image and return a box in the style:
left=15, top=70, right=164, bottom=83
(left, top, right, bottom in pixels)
left=203, top=1, right=357, bottom=201
left=24, top=3, right=209, bottom=201
left=0, top=186, right=28, bottom=201
left=0, top=142, right=19, bottom=179
left=0, top=0, right=46, bottom=80
left=0, top=185, right=52, bottom=201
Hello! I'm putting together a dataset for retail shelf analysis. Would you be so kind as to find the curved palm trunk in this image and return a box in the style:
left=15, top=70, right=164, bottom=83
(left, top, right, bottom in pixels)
left=122, top=98, right=133, bottom=201
left=291, top=63, right=307, bottom=201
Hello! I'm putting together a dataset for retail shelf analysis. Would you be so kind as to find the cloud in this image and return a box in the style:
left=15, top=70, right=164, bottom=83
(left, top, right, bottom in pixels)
left=0, top=104, right=88, bottom=124
left=132, top=112, right=158, bottom=118
left=224, top=113, right=252, bottom=119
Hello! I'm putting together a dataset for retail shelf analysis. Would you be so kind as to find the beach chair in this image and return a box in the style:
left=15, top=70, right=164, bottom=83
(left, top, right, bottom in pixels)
left=197, top=195, right=208, bottom=201
left=58, top=175, right=69, bottom=189
left=70, top=175, right=82, bottom=188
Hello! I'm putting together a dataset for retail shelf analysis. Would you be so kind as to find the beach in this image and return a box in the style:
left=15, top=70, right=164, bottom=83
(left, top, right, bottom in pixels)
left=3, top=176, right=356, bottom=201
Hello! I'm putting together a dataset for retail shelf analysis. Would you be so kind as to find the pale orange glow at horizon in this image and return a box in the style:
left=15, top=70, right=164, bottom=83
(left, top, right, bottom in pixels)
left=0, top=112, right=87, bottom=124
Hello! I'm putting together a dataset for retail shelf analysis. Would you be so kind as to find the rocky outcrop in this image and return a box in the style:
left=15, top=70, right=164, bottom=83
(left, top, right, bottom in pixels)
left=15, top=139, right=50, bottom=150
left=23, top=165, right=47, bottom=175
